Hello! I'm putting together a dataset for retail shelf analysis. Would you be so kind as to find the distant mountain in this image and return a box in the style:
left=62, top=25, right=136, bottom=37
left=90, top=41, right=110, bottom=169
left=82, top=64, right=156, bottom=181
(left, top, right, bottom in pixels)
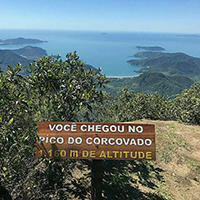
left=0, top=46, right=47, bottom=72
left=0, top=37, right=46, bottom=45
left=133, top=52, right=163, bottom=59
left=132, top=72, right=194, bottom=98
left=105, top=72, right=194, bottom=98
left=12, top=46, right=47, bottom=60
left=136, top=46, right=165, bottom=51
left=0, top=50, right=31, bottom=69
left=127, top=52, right=200, bottom=79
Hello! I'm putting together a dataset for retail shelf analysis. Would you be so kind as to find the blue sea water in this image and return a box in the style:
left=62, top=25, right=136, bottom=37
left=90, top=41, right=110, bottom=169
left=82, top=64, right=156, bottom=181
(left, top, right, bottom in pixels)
left=0, top=30, right=200, bottom=76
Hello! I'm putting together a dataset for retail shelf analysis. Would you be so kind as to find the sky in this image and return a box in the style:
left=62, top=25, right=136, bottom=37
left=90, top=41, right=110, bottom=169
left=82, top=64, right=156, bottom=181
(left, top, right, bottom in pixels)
left=0, top=0, right=200, bottom=33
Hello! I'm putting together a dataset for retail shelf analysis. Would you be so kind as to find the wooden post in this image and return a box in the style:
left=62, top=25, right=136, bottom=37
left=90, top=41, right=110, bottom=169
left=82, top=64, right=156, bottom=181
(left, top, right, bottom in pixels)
left=91, top=160, right=103, bottom=200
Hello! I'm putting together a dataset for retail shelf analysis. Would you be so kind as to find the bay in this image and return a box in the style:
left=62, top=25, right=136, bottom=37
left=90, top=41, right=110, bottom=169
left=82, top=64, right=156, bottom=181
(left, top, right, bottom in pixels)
left=0, top=30, right=200, bottom=76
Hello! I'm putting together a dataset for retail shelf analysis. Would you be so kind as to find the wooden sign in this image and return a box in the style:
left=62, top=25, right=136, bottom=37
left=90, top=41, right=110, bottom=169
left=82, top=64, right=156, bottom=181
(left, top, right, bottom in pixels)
left=36, top=122, right=155, bottom=160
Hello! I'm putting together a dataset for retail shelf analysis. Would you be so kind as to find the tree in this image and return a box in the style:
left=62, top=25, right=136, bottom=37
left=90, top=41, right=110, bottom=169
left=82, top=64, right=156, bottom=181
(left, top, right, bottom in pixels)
left=0, top=52, right=107, bottom=199
left=171, top=83, right=200, bottom=124
left=112, top=87, right=172, bottom=122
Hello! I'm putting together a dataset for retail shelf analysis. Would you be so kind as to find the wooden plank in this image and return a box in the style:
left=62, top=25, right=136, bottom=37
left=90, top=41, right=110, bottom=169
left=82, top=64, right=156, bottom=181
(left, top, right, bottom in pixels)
left=36, top=122, right=156, bottom=160
left=38, top=122, right=155, bottom=134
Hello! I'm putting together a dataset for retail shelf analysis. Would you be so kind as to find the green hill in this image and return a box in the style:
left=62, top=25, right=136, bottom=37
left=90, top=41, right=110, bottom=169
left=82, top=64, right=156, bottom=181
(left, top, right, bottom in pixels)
left=12, top=46, right=47, bottom=60
left=0, top=50, right=31, bottom=70
left=0, top=46, right=47, bottom=72
left=127, top=52, right=200, bottom=80
left=105, top=72, right=194, bottom=98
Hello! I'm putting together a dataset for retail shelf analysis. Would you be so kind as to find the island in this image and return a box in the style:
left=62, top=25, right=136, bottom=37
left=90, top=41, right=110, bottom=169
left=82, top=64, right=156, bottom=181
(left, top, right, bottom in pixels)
left=0, top=37, right=47, bottom=45
left=100, top=32, right=108, bottom=35
left=177, top=34, right=200, bottom=38
left=136, top=46, right=165, bottom=51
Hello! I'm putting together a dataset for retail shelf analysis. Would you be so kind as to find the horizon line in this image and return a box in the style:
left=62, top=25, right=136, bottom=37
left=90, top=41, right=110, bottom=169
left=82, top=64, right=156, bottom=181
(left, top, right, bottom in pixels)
left=0, top=28, right=199, bottom=35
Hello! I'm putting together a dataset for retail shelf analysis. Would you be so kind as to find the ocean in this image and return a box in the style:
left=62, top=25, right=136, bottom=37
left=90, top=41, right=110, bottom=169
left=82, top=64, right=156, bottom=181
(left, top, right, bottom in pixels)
left=0, top=30, right=200, bottom=77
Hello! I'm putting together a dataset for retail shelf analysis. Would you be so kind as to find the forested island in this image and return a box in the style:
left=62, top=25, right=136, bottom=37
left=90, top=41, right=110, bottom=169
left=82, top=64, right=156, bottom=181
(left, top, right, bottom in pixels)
left=177, top=34, right=200, bottom=38
left=0, top=37, right=46, bottom=45
left=136, top=46, right=165, bottom=51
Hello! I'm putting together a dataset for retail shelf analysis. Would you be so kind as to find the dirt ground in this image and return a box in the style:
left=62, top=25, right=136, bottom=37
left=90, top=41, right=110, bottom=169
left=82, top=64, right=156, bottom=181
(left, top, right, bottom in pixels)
left=134, top=119, right=200, bottom=200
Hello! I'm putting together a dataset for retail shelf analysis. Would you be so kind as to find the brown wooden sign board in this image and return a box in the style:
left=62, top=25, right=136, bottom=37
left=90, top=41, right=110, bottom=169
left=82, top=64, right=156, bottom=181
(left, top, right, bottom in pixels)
left=35, top=122, right=155, bottom=160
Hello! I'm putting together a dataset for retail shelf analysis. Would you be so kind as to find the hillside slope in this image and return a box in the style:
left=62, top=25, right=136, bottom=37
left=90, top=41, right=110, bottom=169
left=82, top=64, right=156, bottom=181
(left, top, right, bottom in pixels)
left=12, top=46, right=47, bottom=60
left=105, top=72, right=194, bottom=98
left=133, top=119, right=200, bottom=200
left=0, top=50, right=31, bottom=69
left=0, top=46, right=47, bottom=72
left=127, top=52, right=200, bottom=80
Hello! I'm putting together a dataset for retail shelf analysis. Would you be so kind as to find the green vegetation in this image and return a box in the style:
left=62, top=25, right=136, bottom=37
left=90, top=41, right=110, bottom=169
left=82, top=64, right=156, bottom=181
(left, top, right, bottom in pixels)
left=0, top=52, right=108, bottom=199
left=0, top=49, right=31, bottom=70
left=136, top=46, right=165, bottom=51
left=0, top=46, right=47, bottom=73
left=127, top=52, right=200, bottom=80
left=0, top=37, right=46, bottom=45
left=156, top=124, right=187, bottom=163
left=0, top=52, right=200, bottom=199
left=12, top=46, right=47, bottom=60
left=172, top=83, right=200, bottom=124
left=105, top=72, right=194, bottom=98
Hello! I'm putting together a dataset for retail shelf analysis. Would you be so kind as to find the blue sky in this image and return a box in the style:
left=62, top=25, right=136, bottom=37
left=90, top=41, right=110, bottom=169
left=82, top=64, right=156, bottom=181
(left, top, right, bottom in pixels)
left=0, top=0, right=200, bottom=33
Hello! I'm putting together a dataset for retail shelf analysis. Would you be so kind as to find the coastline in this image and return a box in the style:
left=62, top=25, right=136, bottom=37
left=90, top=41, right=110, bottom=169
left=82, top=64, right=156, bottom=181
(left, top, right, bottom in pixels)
left=107, top=75, right=140, bottom=78
left=1, top=30, right=200, bottom=76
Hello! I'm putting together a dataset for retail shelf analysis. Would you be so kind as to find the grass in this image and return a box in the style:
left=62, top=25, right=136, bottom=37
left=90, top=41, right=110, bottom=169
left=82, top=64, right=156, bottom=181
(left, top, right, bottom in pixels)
left=154, top=181, right=174, bottom=200
left=121, top=119, right=200, bottom=199
left=188, top=160, right=200, bottom=169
